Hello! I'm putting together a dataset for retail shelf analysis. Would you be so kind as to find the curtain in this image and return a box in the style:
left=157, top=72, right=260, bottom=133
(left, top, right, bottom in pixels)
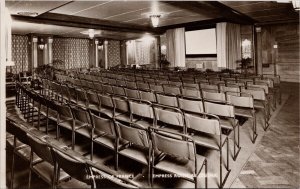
left=217, top=22, right=241, bottom=69
left=217, top=22, right=227, bottom=68
left=226, top=23, right=241, bottom=69
left=136, top=40, right=151, bottom=65
left=126, top=40, right=136, bottom=65
left=166, top=28, right=185, bottom=67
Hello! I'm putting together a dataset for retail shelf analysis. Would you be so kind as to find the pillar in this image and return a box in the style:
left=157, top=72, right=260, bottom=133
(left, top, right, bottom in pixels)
left=104, top=40, right=108, bottom=69
left=0, top=1, right=6, bottom=187
left=48, top=37, right=53, bottom=65
left=32, top=37, right=38, bottom=70
left=95, top=39, right=99, bottom=68
left=255, top=26, right=262, bottom=75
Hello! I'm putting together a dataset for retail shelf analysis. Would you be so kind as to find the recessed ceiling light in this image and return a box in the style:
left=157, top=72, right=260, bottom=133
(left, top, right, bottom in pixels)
left=17, top=11, right=38, bottom=17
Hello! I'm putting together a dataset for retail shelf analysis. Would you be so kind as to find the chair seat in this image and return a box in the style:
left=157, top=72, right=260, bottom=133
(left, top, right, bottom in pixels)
left=32, top=161, right=69, bottom=185
left=59, top=119, right=87, bottom=130
left=219, top=118, right=238, bottom=130
left=254, top=101, right=265, bottom=109
left=76, top=126, right=92, bottom=138
left=119, top=145, right=149, bottom=165
left=88, top=104, right=100, bottom=112
left=235, top=108, right=254, bottom=118
left=93, top=135, right=115, bottom=150
left=134, top=119, right=153, bottom=128
left=16, top=146, right=41, bottom=163
left=115, top=113, right=136, bottom=123
left=57, top=178, right=91, bottom=188
left=99, top=108, right=114, bottom=118
left=192, top=132, right=227, bottom=150
left=154, top=154, right=205, bottom=181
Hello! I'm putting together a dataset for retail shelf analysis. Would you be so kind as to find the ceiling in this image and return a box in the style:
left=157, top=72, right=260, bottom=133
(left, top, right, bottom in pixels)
left=5, top=0, right=299, bottom=40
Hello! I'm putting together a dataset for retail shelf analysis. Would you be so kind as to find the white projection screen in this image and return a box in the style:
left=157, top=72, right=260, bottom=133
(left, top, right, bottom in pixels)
left=185, top=28, right=217, bottom=56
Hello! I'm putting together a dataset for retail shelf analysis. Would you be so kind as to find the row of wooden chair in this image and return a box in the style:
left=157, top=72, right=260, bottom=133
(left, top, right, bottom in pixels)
left=7, top=110, right=142, bottom=189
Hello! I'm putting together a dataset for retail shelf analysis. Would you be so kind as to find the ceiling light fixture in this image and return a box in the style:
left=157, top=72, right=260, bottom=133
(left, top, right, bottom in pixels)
left=150, top=14, right=161, bottom=27
left=17, top=11, right=38, bottom=17
left=38, top=38, right=45, bottom=50
left=80, top=29, right=101, bottom=39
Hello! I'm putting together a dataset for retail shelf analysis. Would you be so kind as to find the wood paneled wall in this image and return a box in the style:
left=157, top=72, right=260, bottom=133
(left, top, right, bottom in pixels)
left=260, top=23, right=299, bottom=82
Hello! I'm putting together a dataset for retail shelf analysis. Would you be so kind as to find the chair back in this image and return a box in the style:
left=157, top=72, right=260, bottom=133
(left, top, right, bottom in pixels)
left=51, top=148, right=92, bottom=185
left=204, top=101, right=235, bottom=118
left=116, top=122, right=150, bottom=148
left=156, top=93, right=178, bottom=107
left=125, top=88, right=140, bottom=99
left=27, top=134, right=54, bottom=164
left=112, top=96, right=129, bottom=113
left=227, top=93, right=254, bottom=108
left=184, top=113, right=221, bottom=135
left=112, top=86, right=126, bottom=96
left=178, top=97, right=204, bottom=114
left=151, top=130, right=195, bottom=161
left=91, top=114, right=116, bottom=136
left=153, top=106, right=184, bottom=128
left=139, top=90, right=157, bottom=103
left=129, top=100, right=154, bottom=119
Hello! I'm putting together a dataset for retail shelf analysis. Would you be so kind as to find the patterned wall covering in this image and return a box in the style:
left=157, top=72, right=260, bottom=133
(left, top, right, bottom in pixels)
left=53, top=37, right=90, bottom=69
left=107, top=40, right=121, bottom=67
left=11, top=35, right=29, bottom=74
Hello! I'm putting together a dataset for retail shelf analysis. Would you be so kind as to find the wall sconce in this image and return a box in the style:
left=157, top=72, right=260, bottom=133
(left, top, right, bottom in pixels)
left=98, top=45, right=103, bottom=50
left=38, top=38, right=45, bottom=50
left=292, top=0, right=300, bottom=11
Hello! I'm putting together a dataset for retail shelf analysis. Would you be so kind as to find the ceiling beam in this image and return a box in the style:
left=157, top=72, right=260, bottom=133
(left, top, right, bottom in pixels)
left=162, top=1, right=255, bottom=25
left=206, top=1, right=256, bottom=24
left=12, top=13, right=163, bottom=35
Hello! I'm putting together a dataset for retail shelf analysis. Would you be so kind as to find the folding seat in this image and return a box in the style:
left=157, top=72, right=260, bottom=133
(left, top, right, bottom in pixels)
left=184, top=112, right=230, bottom=188
left=75, top=89, right=88, bottom=108
left=181, top=87, right=201, bottom=98
left=108, top=78, right=117, bottom=86
left=67, top=86, right=78, bottom=104
left=181, top=77, right=195, bottom=83
left=115, top=122, right=152, bottom=185
left=98, top=93, right=115, bottom=118
left=150, top=128, right=207, bottom=189
left=70, top=106, right=93, bottom=152
left=102, top=84, right=114, bottom=94
left=91, top=114, right=119, bottom=162
left=112, top=96, right=132, bottom=123
left=102, top=77, right=109, bottom=84
left=139, top=90, right=157, bottom=103
left=204, top=101, right=240, bottom=160
left=156, top=93, right=178, bottom=107
left=219, top=85, right=240, bottom=96
left=156, top=79, right=169, bottom=85
left=163, top=84, right=181, bottom=95
left=93, top=82, right=103, bottom=93
left=27, top=134, right=69, bottom=188
left=86, top=81, right=95, bottom=90
left=182, top=82, right=199, bottom=89
left=153, top=104, right=185, bottom=134
left=125, top=88, right=140, bottom=99
left=195, top=77, right=209, bottom=83
left=241, top=87, right=270, bottom=130
left=51, top=148, right=96, bottom=188
left=115, top=79, right=127, bottom=87
left=126, top=81, right=138, bottom=89
left=149, top=84, right=164, bottom=93
left=200, top=83, right=219, bottom=92
left=254, top=78, right=276, bottom=109
left=112, top=86, right=126, bottom=96
left=135, top=76, right=144, bottom=82
left=262, top=74, right=281, bottom=105
left=227, top=93, right=257, bottom=143
left=128, top=99, right=154, bottom=127
left=56, top=103, right=74, bottom=140
left=168, top=80, right=182, bottom=87
left=137, top=82, right=150, bottom=91
left=202, top=90, right=226, bottom=103
left=60, top=84, right=71, bottom=103
left=144, top=78, right=155, bottom=84
left=178, top=96, right=204, bottom=114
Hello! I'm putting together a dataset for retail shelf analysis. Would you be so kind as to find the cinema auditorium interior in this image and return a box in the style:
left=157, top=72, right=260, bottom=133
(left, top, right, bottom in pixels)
left=0, top=0, right=299, bottom=188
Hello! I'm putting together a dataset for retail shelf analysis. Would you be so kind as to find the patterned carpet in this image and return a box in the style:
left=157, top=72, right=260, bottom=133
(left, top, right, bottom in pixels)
left=231, top=82, right=300, bottom=188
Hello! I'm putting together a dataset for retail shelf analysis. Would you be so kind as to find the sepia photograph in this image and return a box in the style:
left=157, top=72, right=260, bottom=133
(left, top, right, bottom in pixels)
left=0, top=0, right=299, bottom=188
